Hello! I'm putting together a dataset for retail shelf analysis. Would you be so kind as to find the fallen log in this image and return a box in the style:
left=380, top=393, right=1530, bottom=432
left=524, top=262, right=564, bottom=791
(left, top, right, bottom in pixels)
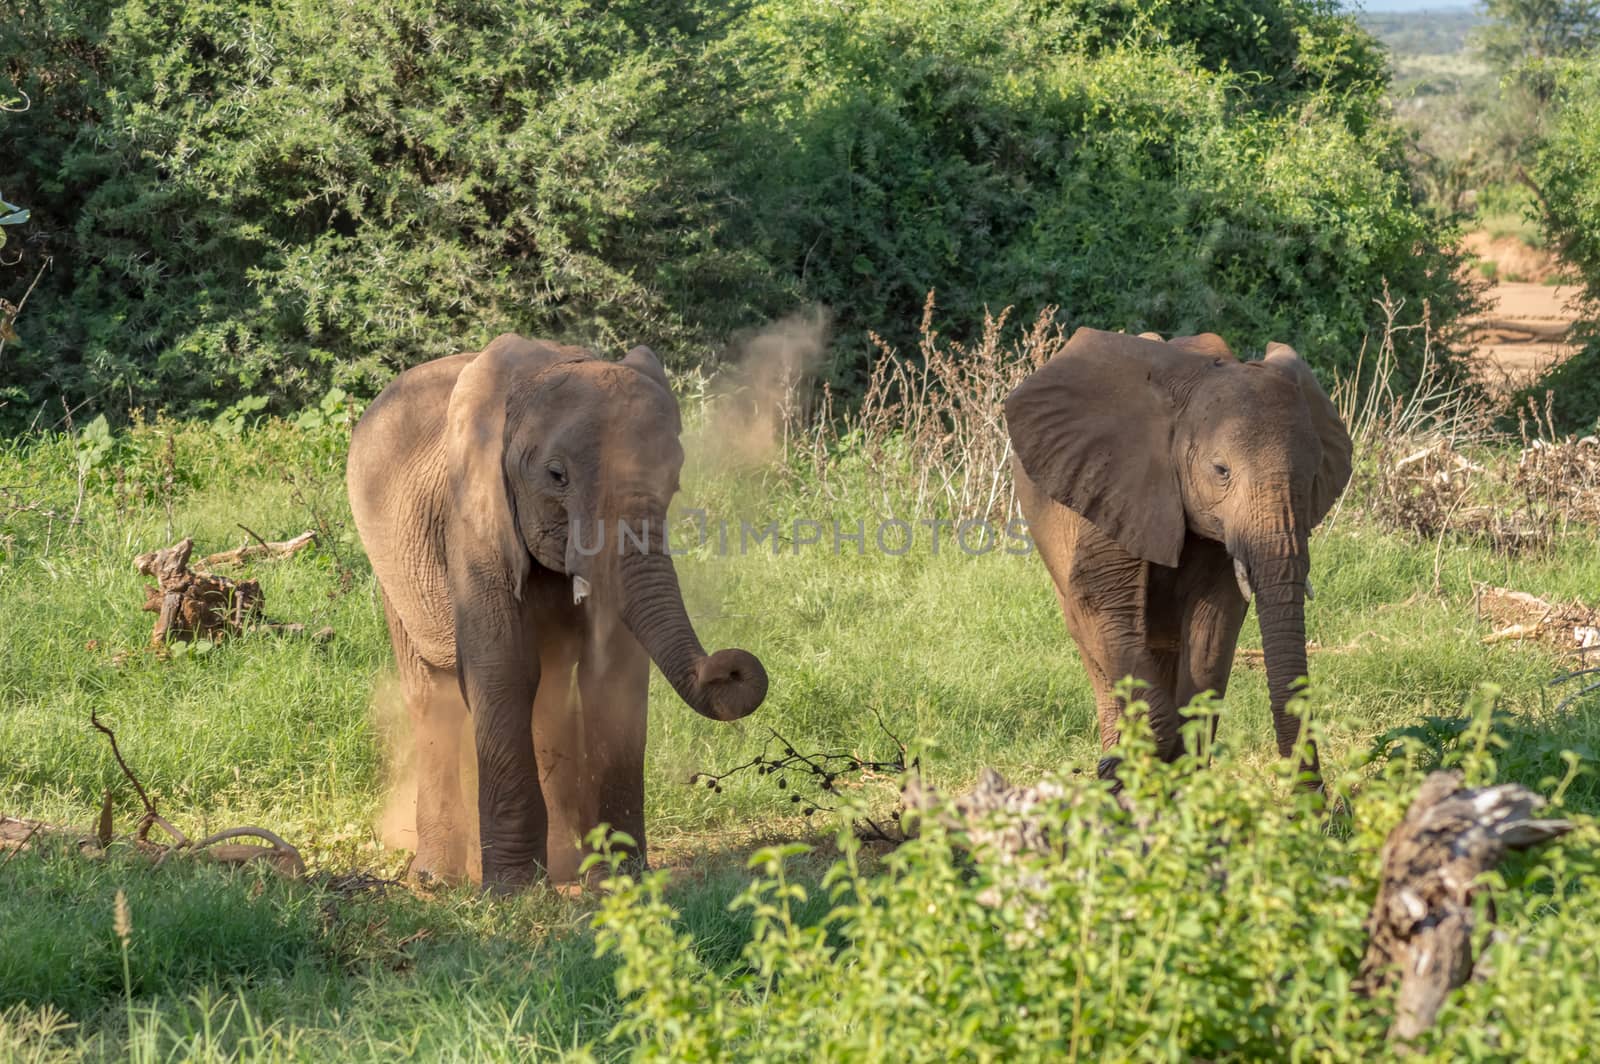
left=1357, top=771, right=1573, bottom=1041
left=1465, top=316, right=1573, bottom=342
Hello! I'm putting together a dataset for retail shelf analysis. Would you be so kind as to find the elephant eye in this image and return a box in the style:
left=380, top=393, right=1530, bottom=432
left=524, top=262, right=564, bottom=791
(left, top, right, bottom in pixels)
left=1213, top=462, right=1231, bottom=481
left=546, top=463, right=568, bottom=487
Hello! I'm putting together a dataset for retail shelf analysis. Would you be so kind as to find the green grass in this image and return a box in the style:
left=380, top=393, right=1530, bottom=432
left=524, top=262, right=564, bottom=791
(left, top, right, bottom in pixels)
left=2, top=415, right=1598, bottom=1058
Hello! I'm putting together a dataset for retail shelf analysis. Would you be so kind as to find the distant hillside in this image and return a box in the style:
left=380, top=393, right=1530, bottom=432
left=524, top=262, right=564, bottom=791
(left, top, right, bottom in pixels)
left=1359, top=8, right=1484, bottom=55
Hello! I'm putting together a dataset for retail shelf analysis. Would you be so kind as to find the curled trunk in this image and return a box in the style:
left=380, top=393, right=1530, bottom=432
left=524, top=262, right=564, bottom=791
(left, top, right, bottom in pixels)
left=617, top=548, right=766, bottom=721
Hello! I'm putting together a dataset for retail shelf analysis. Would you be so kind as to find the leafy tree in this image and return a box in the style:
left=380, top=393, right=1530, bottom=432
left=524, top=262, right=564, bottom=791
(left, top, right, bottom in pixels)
left=1517, top=60, right=1600, bottom=431
left=1477, top=0, right=1600, bottom=76
left=736, top=0, right=1473, bottom=390
left=1, top=0, right=1477, bottom=426
left=0, top=0, right=787, bottom=425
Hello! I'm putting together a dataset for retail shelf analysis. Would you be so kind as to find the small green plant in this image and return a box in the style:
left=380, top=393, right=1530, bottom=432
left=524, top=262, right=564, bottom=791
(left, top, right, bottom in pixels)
left=211, top=396, right=269, bottom=440
left=73, top=414, right=114, bottom=475
left=0, top=192, right=26, bottom=248
left=591, top=685, right=1596, bottom=1060
left=292, top=387, right=357, bottom=432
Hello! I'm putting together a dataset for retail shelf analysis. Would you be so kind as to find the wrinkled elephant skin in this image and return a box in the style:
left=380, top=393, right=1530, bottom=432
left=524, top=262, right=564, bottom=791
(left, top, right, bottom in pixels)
left=348, top=335, right=767, bottom=890
left=1005, top=328, right=1352, bottom=787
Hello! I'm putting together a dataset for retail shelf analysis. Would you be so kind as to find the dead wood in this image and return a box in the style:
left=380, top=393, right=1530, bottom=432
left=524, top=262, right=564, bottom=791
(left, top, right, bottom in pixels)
left=134, top=537, right=264, bottom=644
left=201, top=528, right=317, bottom=568
left=1465, top=316, right=1572, bottom=342
left=1, top=712, right=306, bottom=879
left=1357, top=771, right=1573, bottom=1042
left=1475, top=585, right=1600, bottom=657
left=131, top=531, right=319, bottom=645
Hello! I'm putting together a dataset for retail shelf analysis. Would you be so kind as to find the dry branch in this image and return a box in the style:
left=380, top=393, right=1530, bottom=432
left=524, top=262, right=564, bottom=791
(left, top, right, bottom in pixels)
left=2, top=714, right=305, bottom=877
left=1357, top=771, right=1573, bottom=1041
left=201, top=528, right=316, bottom=568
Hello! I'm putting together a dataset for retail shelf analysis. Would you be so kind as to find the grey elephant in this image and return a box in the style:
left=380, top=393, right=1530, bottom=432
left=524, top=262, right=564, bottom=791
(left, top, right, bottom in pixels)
left=1004, top=328, right=1352, bottom=786
left=348, top=334, right=767, bottom=891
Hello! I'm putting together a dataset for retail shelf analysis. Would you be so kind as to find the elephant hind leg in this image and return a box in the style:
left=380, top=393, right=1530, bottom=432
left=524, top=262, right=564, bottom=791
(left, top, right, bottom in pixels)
left=384, top=596, right=475, bottom=886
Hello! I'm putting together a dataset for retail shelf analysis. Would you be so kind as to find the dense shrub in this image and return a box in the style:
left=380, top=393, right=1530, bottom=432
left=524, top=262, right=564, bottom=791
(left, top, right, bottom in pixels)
left=0, top=0, right=786, bottom=423
left=1, top=0, right=1475, bottom=427
left=593, top=690, right=1600, bottom=1060
left=737, top=1, right=1474, bottom=392
left=1515, top=60, right=1600, bottom=433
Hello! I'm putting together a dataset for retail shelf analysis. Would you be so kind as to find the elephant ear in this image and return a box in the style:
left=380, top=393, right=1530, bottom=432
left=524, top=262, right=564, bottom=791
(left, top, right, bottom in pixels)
left=1263, top=342, right=1353, bottom=527
left=1005, top=327, right=1192, bottom=567
left=445, top=334, right=569, bottom=602
left=621, top=344, right=670, bottom=392
left=1166, top=332, right=1236, bottom=360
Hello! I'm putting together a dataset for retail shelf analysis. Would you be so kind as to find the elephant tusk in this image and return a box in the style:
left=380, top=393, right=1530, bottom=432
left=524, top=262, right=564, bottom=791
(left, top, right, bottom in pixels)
left=1304, top=578, right=1314, bottom=601
left=1233, top=558, right=1253, bottom=602
left=572, top=575, right=591, bottom=605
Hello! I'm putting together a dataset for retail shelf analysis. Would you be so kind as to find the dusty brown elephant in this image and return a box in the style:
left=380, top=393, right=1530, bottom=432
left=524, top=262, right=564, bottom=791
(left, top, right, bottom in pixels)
left=348, top=334, right=767, bottom=891
left=1004, top=327, right=1352, bottom=787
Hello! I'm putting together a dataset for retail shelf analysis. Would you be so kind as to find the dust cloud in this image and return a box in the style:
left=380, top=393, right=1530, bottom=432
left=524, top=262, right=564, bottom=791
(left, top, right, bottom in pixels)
left=371, top=673, right=481, bottom=883
left=688, top=307, right=830, bottom=472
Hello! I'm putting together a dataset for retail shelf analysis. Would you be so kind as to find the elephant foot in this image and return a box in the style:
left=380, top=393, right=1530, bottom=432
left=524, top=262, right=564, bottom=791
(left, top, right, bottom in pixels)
left=1096, top=756, right=1123, bottom=789
left=406, top=836, right=470, bottom=889
left=407, top=859, right=467, bottom=891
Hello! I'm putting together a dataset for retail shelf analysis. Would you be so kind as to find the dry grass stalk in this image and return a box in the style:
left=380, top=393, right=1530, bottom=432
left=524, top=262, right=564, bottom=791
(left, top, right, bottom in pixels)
left=1336, top=287, right=1600, bottom=553
left=810, top=292, right=1063, bottom=521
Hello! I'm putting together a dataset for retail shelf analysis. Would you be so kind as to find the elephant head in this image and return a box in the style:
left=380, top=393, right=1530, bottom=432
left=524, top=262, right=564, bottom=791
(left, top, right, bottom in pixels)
left=1005, top=327, right=1352, bottom=767
left=445, top=334, right=767, bottom=722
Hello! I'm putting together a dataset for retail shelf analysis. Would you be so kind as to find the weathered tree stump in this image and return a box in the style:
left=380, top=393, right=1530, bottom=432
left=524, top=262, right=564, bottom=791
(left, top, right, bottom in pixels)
left=135, top=538, right=265, bottom=645
left=1357, top=770, right=1574, bottom=1041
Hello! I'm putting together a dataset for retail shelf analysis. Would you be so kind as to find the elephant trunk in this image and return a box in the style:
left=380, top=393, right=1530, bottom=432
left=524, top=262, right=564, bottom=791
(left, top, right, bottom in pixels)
left=616, top=545, right=766, bottom=722
left=1241, top=524, right=1320, bottom=781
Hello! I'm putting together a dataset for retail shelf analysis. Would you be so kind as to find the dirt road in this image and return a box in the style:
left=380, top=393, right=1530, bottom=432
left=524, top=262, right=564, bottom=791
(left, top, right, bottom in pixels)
left=1469, top=282, right=1582, bottom=396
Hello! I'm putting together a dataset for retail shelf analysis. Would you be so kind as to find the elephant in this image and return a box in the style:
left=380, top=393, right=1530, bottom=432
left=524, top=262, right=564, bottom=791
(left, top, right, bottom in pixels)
left=1004, top=327, right=1352, bottom=786
left=347, top=334, right=767, bottom=891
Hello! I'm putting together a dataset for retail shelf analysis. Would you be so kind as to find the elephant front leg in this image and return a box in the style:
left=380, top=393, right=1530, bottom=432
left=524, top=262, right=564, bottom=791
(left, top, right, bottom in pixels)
left=1068, top=608, right=1186, bottom=771
left=462, top=643, right=548, bottom=892
left=531, top=628, right=590, bottom=885
left=1175, top=567, right=1250, bottom=757
left=575, top=624, right=653, bottom=879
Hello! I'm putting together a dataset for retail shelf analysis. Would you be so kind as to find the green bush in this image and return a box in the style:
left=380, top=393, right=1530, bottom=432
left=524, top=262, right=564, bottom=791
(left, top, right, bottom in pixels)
left=737, top=0, right=1476, bottom=391
left=593, top=689, right=1599, bottom=1060
left=1, top=0, right=1475, bottom=426
left=0, top=0, right=786, bottom=423
left=1520, top=59, right=1600, bottom=433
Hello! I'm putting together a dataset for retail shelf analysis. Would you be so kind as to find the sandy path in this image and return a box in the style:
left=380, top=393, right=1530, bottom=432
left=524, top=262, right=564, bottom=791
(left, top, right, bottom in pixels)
left=1468, top=282, right=1583, bottom=396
